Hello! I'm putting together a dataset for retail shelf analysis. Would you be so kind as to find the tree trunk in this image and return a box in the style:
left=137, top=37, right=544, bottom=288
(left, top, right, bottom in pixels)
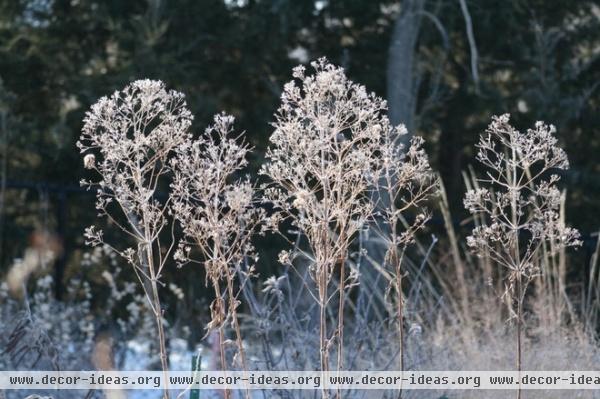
left=386, top=0, right=425, bottom=136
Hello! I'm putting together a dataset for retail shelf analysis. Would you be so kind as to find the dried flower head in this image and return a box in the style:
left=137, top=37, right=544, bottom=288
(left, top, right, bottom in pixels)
left=261, top=58, right=389, bottom=275
left=83, top=153, right=96, bottom=169
left=78, top=79, right=193, bottom=250
left=261, top=58, right=429, bottom=377
left=78, top=79, right=192, bottom=388
left=171, top=112, right=263, bottom=280
left=170, top=113, right=262, bottom=376
left=463, top=114, right=582, bottom=383
left=464, top=114, right=582, bottom=275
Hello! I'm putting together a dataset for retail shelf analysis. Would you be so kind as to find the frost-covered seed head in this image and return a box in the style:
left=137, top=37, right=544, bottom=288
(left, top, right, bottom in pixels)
left=464, top=114, right=581, bottom=276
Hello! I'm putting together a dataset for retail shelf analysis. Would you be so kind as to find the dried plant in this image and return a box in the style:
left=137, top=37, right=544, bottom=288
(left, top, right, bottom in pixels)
left=463, top=114, right=582, bottom=398
left=78, top=79, right=193, bottom=398
left=170, top=113, right=265, bottom=399
left=1, top=275, right=95, bottom=372
left=371, top=125, right=437, bottom=381
left=261, top=59, right=398, bottom=394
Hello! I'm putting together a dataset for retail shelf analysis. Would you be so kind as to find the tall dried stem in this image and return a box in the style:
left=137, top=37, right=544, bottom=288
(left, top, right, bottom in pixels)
left=171, top=113, right=265, bottom=399
left=79, top=80, right=193, bottom=398
left=464, top=114, right=582, bottom=399
left=261, top=59, right=389, bottom=397
left=262, top=59, right=436, bottom=399
left=372, top=126, right=436, bottom=397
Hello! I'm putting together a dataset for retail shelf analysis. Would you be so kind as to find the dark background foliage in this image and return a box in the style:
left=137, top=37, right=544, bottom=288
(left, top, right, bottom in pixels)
left=0, top=0, right=598, bottom=306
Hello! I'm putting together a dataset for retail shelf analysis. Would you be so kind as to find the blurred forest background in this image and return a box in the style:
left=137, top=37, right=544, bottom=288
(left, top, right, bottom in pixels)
left=0, top=0, right=598, bottom=311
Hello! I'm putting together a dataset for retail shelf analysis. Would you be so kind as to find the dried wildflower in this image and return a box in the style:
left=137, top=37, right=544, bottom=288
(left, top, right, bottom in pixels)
left=171, top=113, right=262, bottom=382
left=278, top=250, right=291, bottom=265
left=83, top=153, right=96, bottom=169
left=463, top=114, right=581, bottom=384
left=261, top=59, right=432, bottom=382
left=464, top=114, right=581, bottom=267
left=78, top=79, right=192, bottom=250
left=78, top=79, right=192, bottom=396
left=262, top=58, right=388, bottom=269
left=262, top=275, right=287, bottom=300
left=370, top=108, right=437, bottom=377
left=171, top=112, right=263, bottom=277
left=263, top=57, right=383, bottom=360
left=83, top=225, right=103, bottom=247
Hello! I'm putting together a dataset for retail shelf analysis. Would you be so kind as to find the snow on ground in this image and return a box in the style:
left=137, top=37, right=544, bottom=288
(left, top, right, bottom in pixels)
left=124, top=338, right=267, bottom=399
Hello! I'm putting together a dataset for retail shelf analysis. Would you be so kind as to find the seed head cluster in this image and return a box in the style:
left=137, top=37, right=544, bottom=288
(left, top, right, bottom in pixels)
left=464, top=114, right=581, bottom=277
